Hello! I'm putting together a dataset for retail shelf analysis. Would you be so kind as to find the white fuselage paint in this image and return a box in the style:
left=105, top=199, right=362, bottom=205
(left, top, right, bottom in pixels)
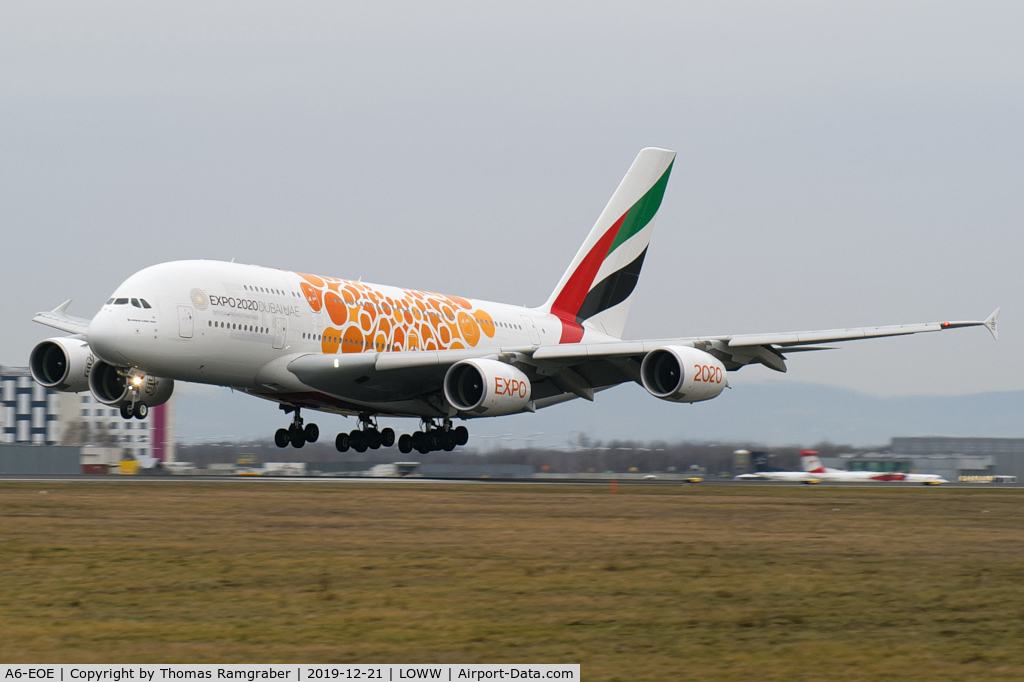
left=86, top=260, right=614, bottom=416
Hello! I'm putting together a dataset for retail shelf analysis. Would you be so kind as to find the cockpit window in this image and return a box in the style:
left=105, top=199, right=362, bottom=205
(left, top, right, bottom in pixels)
left=140, top=299, right=152, bottom=309
left=106, top=298, right=114, bottom=305
left=114, top=298, right=129, bottom=305
left=131, top=298, right=141, bottom=308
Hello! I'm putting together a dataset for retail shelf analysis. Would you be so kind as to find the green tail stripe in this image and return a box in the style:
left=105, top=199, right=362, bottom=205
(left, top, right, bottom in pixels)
left=607, top=160, right=674, bottom=257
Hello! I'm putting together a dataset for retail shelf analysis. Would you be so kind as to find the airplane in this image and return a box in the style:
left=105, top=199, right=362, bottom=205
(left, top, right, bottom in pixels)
left=733, top=470, right=821, bottom=484
left=800, top=451, right=947, bottom=485
left=27, top=148, right=1000, bottom=456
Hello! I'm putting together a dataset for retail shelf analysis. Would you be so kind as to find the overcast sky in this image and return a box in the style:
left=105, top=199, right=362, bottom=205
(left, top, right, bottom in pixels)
left=1, top=2, right=1020, bottom=443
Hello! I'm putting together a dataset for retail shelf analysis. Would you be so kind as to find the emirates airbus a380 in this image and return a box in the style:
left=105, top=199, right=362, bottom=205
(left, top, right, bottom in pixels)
left=29, top=148, right=999, bottom=455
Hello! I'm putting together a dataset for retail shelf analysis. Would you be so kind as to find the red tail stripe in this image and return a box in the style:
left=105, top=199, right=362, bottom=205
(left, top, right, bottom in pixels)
left=550, top=212, right=626, bottom=333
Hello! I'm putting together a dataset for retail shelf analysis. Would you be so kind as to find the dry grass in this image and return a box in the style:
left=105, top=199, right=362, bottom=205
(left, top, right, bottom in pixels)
left=1, top=481, right=1023, bottom=680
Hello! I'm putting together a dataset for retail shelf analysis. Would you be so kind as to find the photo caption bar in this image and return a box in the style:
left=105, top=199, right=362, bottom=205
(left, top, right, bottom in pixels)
left=0, top=665, right=579, bottom=682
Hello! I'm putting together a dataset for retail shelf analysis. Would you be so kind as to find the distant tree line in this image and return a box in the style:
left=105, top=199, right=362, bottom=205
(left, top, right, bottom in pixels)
left=175, top=437, right=871, bottom=474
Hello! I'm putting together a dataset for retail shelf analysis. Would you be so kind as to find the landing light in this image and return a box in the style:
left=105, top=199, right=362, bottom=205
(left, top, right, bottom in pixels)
left=131, top=375, right=144, bottom=386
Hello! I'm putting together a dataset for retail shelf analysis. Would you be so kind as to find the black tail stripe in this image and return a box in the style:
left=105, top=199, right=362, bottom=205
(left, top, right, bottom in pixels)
left=575, top=248, right=648, bottom=323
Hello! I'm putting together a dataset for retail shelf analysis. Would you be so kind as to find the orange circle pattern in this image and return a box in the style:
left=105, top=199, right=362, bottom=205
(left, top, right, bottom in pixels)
left=295, top=274, right=497, bottom=355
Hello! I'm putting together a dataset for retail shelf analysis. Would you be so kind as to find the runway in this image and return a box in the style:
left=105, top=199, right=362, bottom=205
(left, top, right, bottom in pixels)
left=1, top=474, right=1021, bottom=489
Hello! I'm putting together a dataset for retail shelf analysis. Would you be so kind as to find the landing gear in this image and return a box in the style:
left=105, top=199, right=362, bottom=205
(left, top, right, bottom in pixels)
left=119, top=399, right=149, bottom=420
left=334, top=415, right=396, bottom=453
left=404, top=418, right=470, bottom=454
left=274, top=406, right=319, bottom=449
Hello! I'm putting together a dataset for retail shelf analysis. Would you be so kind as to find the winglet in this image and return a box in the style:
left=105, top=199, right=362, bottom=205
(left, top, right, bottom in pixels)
left=52, top=299, right=73, bottom=315
left=984, top=308, right=1000, bottom=340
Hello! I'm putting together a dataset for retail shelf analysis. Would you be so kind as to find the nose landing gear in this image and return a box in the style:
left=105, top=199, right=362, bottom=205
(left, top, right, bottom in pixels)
left=274, top=407, right=319, bottom=449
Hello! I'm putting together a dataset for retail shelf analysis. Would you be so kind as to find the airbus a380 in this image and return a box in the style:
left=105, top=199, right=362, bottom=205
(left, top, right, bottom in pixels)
left=28, top=148, right=1000, bottom=455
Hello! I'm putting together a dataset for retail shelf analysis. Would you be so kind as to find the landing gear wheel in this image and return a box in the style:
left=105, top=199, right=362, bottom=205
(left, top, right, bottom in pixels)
left=398, top=434, right=413, bottom=454
left=381, top=428, right=396, bottom=448
left=275, top=428, right=290, bottom=448
left=350, top=430, right=368, bottom=453
left=134, top=402, right=148, bottom=420
left=335, top=433, right=350, bottom=452
left=429, top=431, right=443, bottom=451
left=289, top=427, right=306, bottom=448
left=454, top=426, right=469, bottom=446
left=304, top=423, right=319, bottom=443
left=367, top=429, right=382, bottom=450
left=442, top=431, right=457, bottom=451
left=120, top=402, right=134, bottom=419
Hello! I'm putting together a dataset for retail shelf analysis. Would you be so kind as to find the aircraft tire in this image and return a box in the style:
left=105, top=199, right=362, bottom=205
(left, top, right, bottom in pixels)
left=304, top=423, right=319, bottom=443
left=120, top=402, right=133, bottom=419
left=454, top=426, right=468, bottom=446
left=398, top=434, right=412, bottom=454
left=381, top=428, right=396, bottom=447
left=290, top=428, right=306, bottom=448
left=428, top=431, right=443, bottom=451
left=134, top=403, right=148, bottom=420
left=335, top=433, right=350, bottom=452
left=367, top=429, right=382, bottom=450
left=274, top=428, right=290, bottom=448
left=442, top=431, right=457, bottom=451
left=350, top=430, right=368, bottom=453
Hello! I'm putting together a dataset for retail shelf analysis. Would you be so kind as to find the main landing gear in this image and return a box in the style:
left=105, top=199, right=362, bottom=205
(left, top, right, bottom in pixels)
left=398, top=418, right=469, bottom=455
left=274, top=407, right=320, bottom=449
left=334, top=415, right=395, bottom=454
left=332, top=416, right=470, bottom=455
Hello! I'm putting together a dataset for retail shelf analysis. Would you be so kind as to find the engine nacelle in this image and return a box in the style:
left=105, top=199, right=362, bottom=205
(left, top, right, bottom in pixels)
left=88, top=360, right=174, bottom=408
left=444, top=358, right=532, bottom=417
left=640, top=345, right=728, bottom=403
left=29, top=337, right=96, bottom=393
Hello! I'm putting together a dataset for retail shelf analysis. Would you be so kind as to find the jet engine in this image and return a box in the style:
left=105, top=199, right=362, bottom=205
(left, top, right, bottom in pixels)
left=29, top=337, right=95, bottom=393
left=640, top=345, right=728, bottom=403
left=88, top=360, right=174, bottom=408
left=444, top=358, right=532, bottom=417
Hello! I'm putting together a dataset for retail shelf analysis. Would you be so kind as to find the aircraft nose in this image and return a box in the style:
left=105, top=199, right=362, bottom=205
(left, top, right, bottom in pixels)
left=87, top=310, right=120, bottom=363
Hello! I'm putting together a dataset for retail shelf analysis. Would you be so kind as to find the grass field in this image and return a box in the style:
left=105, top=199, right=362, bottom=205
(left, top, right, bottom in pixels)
left=2, top=480, right=1023, bottom=680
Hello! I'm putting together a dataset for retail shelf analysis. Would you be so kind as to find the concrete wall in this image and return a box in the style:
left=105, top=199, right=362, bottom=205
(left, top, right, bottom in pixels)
left=0, top=444, right=81, bottom=474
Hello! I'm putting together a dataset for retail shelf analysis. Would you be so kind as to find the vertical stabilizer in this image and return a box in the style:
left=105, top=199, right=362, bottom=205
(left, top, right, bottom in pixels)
left=541, top=148, right=675, bottom=342
left=801, top=450, right=827, bottom=474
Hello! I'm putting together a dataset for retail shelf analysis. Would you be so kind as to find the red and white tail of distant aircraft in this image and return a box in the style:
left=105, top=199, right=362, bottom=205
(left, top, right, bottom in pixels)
left=800, top=451, right=947, bottom=485
left=28, top=148, right=1000, bottom=456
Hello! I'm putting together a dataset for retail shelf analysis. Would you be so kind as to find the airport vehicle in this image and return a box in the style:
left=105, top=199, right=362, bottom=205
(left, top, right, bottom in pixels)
left=800, top=451, right=947, bottom=485
left=28, top=148, right=1000, bottom=456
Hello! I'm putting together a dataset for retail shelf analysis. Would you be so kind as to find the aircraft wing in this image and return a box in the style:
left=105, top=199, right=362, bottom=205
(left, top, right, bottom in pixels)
left=33, top=300, right=90, bottom=336
left=286, top=310, right=999, bottom=408
left=532, top=308, right=1000, bottom=375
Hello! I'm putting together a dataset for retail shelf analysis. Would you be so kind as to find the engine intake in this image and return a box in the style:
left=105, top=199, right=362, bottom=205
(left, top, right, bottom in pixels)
left=640, top=345, right=728, bottom=403
left=88, top=360, right=174, bottom=408
left=29, top=338, right=95, bottom=393
left=444, top=358, right=532, bottom=417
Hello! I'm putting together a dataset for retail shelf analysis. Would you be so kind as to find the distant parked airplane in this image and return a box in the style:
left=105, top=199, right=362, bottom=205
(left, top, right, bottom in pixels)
left=800, top=451, right=946, bottom=485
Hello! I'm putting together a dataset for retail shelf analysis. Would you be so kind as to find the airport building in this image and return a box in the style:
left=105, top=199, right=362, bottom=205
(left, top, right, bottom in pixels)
left=0, top=365, right=175, bottom=461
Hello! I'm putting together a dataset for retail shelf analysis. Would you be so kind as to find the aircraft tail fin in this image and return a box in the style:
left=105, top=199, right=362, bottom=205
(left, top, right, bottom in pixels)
left=541, top=148, right=675, bottom=343
left=801, top=450, right=828, bottom=474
